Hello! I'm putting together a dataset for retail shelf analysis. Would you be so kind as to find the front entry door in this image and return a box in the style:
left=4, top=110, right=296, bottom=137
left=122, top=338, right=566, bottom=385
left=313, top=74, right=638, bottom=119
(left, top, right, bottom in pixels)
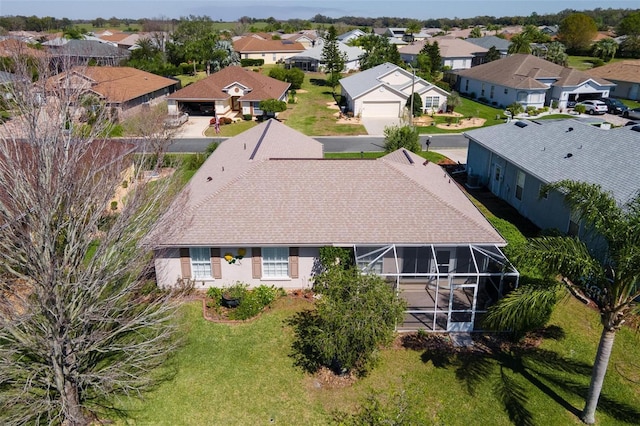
left=490, top=163, right=502, bottom=196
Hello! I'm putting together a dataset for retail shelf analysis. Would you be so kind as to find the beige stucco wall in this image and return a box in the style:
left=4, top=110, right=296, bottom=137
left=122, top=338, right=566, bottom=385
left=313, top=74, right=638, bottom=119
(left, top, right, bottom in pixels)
left=241, top=51, right=303, bottom=65
left=155, top=247, right=318, bottom=290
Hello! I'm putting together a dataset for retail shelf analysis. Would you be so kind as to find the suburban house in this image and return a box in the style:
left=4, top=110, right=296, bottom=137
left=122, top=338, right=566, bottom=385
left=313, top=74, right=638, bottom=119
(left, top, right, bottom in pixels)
left=337, top=28, right=367, bottom=44
left=232, top=36, right=305, bottom=64
left=284, top=41, right=364, bottom=72
left=455, top=54, right=615, bottom=109
left=166, top=66, right=290, bottom=119
left=464, top=119, right=640, bottom=239
left=399, top=37, right=488, bottom=70
left=45, top=66, right=179, bottom=120
left=339, top=62, right=449, bottom=118
left=45, top=39, right=131, bottom=66
left=465, top=36, right=511, bottom=59
left=149, top=119, right=518, bottom=332
left=586, top=60, right=640, bottom=101
left=280, top=30, right=320, bottom=49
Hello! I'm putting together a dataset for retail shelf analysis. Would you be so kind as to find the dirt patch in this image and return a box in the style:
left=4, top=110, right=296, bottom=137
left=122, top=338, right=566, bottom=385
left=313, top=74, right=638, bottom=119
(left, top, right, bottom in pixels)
left=309, top=367, right=358, bottom=390
left=435, top=116, right=486, bottom=130
left=326, top=102, right=340, bottom=110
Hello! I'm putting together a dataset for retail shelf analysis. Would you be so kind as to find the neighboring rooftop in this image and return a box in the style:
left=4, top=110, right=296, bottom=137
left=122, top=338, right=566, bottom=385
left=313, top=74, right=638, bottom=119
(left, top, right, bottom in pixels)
left=465, top=119, right=640, bottom=204
left=586, top=60, right=640, bottom=84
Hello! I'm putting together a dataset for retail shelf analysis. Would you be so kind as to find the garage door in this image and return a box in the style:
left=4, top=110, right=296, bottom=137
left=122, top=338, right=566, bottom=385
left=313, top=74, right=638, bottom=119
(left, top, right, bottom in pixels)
left=361, top=101, right=401, bottom=117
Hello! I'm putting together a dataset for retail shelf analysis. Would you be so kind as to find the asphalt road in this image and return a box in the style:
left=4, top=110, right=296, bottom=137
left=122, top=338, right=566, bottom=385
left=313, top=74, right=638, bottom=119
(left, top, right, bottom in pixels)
left=166, top=134, right=469, bottom=153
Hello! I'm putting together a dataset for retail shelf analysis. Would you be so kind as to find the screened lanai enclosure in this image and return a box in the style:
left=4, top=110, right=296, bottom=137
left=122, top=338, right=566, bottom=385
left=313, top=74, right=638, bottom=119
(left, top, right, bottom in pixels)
left=355, top=244, right=519, bottom=332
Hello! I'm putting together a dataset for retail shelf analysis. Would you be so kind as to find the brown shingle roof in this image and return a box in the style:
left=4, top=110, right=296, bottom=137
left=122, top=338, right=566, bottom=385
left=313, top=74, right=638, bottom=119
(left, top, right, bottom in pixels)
left=49, top=66, right=178, bottom=104
left=167, top=66, right=290, bottom=102
left=151, top=120, right=504, bottom=248
left=233, top=36, right=305, bottom=53
left=586, top=60, right=640, bottom=84
left=457, top=54, right=613, bottom=89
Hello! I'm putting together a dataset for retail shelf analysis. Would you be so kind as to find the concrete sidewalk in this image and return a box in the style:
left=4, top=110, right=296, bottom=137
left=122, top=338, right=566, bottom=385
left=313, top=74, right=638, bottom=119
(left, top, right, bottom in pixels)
left=431, top=148, right=468, bottom=164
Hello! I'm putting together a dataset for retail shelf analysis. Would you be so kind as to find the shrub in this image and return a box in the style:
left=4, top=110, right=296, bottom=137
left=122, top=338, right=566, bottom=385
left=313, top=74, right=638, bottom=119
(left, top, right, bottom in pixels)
left=591, top=58, right=604, bottom=68
left=229, top=291, right=263, bottom=320
left=253, top=285, right=280, bottom=307
left=121, top=180, right=128, bottom=189
left=206, top=287, right=223, bottom=306
left=506, top=102, right=524, bottom=116
left=220, top=117, right=233, bottom=125
left=205, top=141, right=219, bottom=156
left=184, top=153, right=206, bottom=170
left=478, top=96, right=489, bottom=104
left=383, top=125, right=421, bottom=153
left=240, top=58, right=264, bottom=67
left=242, top=114, right=252, bottom=121
left=574, top=104, right=586, bottom=114
left=551, top=100, right=559, bottom=109
left=223, top=281, right=249, bottom=300
left=110, top=201, right=118, bottom=211
left=469, top=92, right=477, bottom=99
left=526, top=106, right=537, bottom=115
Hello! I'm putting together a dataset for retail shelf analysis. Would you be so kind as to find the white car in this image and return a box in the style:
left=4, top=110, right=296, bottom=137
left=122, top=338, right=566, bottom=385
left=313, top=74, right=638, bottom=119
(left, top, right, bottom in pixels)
left=577, top=100, right=608, bottom=115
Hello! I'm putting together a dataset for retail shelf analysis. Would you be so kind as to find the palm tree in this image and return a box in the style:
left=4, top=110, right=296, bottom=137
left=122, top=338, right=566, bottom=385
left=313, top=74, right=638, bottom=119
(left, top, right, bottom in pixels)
left=545, top=41, right=568, bottom=66
left=486, top=180, right=640, bottom=424
left=508, top=33, right=532, bottom=54
left=592, top=38, right=618, bottom=62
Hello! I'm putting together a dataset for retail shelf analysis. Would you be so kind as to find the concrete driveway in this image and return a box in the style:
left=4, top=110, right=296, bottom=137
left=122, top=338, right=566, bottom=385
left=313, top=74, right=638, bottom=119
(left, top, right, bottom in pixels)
left=360, top=116, right=403, bottom=135
left=173, top=116, right=211, bottom=138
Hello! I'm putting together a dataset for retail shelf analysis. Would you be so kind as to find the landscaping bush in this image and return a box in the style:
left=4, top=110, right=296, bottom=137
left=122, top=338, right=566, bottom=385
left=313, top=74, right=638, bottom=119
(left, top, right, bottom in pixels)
left=574, top=104, right=586, bottom=114
left=240, top=58, right=264, bottom=67
left=206, top=287, right=223, bottom=307
left=506, top=102, right=524, bottom=116
left=242, top=114, right=252, bottom=121
left=228, top=291, right=262, bottom=320
left=478, top=96, right=489, bottom=104
left=526, top=106, right=537, bottom=115
left=253, top=285, right=281, bottom=307
left=184, top=153, right=206, bottom=170
left=220, top=117, right=233, bottom=125
left=383, top=125, right=421, bottom=153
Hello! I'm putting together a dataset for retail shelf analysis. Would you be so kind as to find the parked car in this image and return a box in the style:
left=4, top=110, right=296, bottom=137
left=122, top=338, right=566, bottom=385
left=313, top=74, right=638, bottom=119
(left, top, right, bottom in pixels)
left=600, top=98, right=629, bottom=116
left=627, top=108, right=640, bottom=121
left=576, top=100, right=608, bottom=115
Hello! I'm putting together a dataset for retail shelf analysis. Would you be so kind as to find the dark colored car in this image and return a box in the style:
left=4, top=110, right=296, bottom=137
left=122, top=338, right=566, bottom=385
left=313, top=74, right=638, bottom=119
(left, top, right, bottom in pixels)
left=600, top=98, right=629, bottom=116
left=627, top=108, right=640, bottom=121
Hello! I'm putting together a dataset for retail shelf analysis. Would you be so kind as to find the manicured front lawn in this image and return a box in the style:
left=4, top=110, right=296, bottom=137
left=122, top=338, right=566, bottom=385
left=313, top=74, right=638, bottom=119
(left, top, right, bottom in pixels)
left=278, top=73, right=367, bottom=136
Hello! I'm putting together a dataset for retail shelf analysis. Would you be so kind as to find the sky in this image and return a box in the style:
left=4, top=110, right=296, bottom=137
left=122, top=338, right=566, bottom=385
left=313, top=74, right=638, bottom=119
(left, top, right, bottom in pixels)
left=1, top=0, right=638, bottom=21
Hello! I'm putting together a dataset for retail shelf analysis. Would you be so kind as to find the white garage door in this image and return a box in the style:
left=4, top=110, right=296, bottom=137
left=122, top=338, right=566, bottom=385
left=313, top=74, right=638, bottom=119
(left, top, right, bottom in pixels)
left=361, top=101, right=401, bottom=117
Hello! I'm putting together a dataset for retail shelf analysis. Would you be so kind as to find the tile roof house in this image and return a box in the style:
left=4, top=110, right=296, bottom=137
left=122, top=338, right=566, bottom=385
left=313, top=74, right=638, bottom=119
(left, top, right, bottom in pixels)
left=149, top=119, right=518, bottom=332
left=586, top=60, right=640, bottom=101
left=166, top=66, right=290, bottom=119
left=233, top=36, right=305, bottom=64
left=465, top=119, right=640, bottom=239
left=455, top=54, right=615, bottom=109
left=339, top=62, right=450, bottom=118
left=46, top=66, right=179, bottom=119
left=399, top=37, right=488, bottom=70
left=284, top=41, right=364, bottom=72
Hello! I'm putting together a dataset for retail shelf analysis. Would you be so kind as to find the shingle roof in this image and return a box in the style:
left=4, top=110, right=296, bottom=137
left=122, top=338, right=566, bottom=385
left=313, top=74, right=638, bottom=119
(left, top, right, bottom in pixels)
left=339, top=62, right=444, bottom=100
left=50, top=39, right=130, bottom=59
left=586, top=60, right=640, bottom=84
left=287, top=42, right=363, bottom=62
left=457, top=54, right=614, bottom=89
left=151, top=120, right=504, bottom=248
left=167, top=66, right=290, bottom=102
left=465, top=36, right=511, bottom=52
left=233, top=36, right=305, bottom=53
left=465, top=119, right=640, bottom=203
left=49, top=66, right=177, bottom=104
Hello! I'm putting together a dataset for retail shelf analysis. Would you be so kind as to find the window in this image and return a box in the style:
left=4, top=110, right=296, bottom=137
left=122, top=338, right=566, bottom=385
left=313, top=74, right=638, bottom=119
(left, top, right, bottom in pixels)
left=481, top=83, right=485, bottom=96
left=262, top=247, right=289, bottom=278
left=465, top=79, right=469, bottom=92
left=273, top=54, right=277, bottom=61
left=515, top=171, right=525, bottom=201
left=504, top=88, right=508, bottom=95
left=539, top=183, right=548, bottom=200
left=568, top=210, right=580, bottom=236
left=190, top=247, right=211, bottom=279
left=490, top=85, right=495, bottom=99
left=424, top=96, right=439, bottom=108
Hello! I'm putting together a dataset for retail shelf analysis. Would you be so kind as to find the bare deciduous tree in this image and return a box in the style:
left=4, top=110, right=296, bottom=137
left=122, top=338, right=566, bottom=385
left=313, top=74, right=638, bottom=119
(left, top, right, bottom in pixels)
left=0, top=53, right=179, bottom=425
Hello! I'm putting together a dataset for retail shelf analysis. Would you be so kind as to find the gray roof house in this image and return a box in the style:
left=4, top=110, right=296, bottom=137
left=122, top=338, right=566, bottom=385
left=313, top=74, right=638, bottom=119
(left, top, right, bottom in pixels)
left=456, top=54, right=615, bottom=109
left=149, top=119, right=518, bottom=332
left=339, top=62, right=450, bottom=118
left=284, top=41, right=364, bottom=72
left=45, top=39, right=130, bottom=66
left=465, top=36, right=511, bottom=58
left=337, top=29, right=367, bottom=44
left=465, top=119, right=640, bottom=239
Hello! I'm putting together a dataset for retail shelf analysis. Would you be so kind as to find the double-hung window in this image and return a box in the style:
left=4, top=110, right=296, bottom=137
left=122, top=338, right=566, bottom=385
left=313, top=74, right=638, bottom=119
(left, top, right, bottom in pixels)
left=262, top=247, right=289, bottom=278
left=190, top=247, right=211, bottom=279
left=515, top=171, right=525, bottom=201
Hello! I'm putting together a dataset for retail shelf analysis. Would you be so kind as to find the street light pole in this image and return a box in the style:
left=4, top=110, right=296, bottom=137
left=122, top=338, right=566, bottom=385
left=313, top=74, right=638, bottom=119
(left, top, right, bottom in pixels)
left=408, top=63, right=415, bottom=127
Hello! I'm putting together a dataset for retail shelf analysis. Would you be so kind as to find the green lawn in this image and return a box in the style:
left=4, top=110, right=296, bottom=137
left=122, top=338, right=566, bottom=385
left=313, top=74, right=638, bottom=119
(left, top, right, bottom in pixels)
left=325, top=150, right=448, bottom=163
left=118, top=290, right=640, bottom=425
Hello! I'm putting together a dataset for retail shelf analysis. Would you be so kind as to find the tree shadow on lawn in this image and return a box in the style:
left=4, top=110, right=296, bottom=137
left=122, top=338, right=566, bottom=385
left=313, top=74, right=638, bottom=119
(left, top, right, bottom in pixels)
left=403, top=330, right=640, bottom=425
left=309, top=78, right=328, bottom=87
